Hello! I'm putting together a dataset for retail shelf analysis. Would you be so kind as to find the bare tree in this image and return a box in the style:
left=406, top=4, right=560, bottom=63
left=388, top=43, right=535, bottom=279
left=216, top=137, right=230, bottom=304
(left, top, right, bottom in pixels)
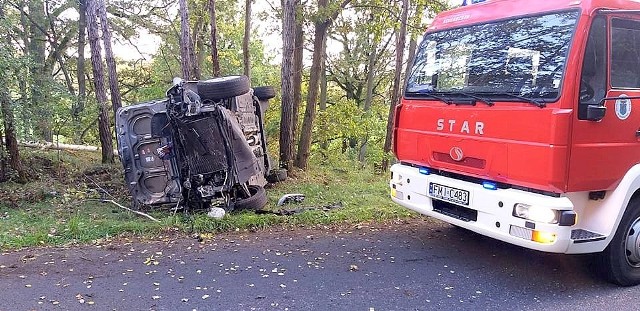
left=280, top=0, right=296, bottom=170
left=179, top=0, right=194, bottom=79
left=295, top=0, right=350, bottom=169
left=86, top=0, right=114, bottom=163
left=382, top=0, right=409, bottom=171
left=97, top=0, right=122, bottom=114
left=243, top=0, right=252, bottom=77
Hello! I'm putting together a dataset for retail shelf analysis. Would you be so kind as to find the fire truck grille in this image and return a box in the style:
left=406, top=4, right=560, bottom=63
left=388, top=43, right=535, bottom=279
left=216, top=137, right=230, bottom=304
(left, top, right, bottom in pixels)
left=432, top=199, right=478, bottom=222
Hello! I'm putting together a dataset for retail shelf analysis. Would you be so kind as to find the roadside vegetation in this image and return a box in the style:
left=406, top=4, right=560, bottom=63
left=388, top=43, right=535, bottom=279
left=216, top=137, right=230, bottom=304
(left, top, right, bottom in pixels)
left=0, top=149, right=416, bottom=250
left=0, top=0, right=449, bottom=250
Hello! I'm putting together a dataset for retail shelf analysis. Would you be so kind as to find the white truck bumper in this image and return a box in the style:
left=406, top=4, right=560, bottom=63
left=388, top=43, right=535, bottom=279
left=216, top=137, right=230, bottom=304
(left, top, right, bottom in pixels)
left=390, top=163, right=581, bottom=253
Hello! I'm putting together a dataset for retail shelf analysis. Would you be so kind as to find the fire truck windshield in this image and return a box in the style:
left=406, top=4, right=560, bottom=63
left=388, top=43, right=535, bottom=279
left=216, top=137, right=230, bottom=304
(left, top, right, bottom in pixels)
left=406, top=10, right=579, bottom=102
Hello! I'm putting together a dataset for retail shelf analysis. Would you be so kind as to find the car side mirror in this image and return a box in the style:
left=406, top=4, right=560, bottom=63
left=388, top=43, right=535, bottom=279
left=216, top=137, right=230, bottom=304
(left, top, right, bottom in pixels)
left=586, top=104, right=606, bottom=121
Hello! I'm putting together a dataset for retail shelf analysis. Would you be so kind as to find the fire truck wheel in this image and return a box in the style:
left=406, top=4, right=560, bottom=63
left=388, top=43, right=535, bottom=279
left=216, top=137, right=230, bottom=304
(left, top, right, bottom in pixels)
left=197, top=75, right=250, bottom=101
left=234, top=185, right=268, bottom=210
left=598, top=200, right=640, bottom=286
left=253, top=86, right=276, bottom=100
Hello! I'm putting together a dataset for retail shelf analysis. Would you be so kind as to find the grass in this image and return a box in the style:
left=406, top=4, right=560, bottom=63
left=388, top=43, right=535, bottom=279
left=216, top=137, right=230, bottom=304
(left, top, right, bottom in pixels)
left=0, top=149, right=418, bottom=250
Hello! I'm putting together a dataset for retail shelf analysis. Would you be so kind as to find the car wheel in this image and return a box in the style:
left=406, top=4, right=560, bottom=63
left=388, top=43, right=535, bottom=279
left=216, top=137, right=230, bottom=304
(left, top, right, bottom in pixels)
left=597, top=199, right=640, bottom=286
left=234, top=185, right=268, bottom=210
left=266, top=168, right=287, bottom=183
left=197, top=75, right=250, bottom=101
left=253, top=86, right=276, bottom=100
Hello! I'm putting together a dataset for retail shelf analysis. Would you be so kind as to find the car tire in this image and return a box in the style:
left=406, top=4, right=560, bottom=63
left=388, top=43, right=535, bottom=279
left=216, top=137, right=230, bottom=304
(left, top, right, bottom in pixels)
left=197, top=75, right=250, bottom=101
left=234, top=185, right=268, bottom=210
left=266, top=168, right=287, bottom=183
left=597, top=199, right=640, bottom=286
left=253, top=86, right=276, bottom=100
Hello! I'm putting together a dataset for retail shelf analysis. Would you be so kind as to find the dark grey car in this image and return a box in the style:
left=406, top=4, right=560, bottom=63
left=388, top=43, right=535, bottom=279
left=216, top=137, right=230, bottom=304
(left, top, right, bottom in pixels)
left=115, top=76, right=282, bottom=211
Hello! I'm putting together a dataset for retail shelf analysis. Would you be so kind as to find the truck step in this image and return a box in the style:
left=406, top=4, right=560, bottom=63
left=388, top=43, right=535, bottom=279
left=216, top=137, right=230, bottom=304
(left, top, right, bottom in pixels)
left=571, top=229, right=606, bottom=243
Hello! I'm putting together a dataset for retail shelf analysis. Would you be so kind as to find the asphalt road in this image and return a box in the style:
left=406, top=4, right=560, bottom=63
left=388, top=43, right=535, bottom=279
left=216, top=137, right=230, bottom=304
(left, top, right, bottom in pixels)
left=1, top=218, right=639, bottom=311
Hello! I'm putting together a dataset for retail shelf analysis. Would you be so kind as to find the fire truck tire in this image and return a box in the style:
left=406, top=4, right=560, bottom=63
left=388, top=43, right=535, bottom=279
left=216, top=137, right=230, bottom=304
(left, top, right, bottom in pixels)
left=197, top=75, right=250, bottom=101
left=597, top=199, right=640, bottom=286
left=234, top=185, right=268, bottom=210
left=253, top=86, right=276, bottom=100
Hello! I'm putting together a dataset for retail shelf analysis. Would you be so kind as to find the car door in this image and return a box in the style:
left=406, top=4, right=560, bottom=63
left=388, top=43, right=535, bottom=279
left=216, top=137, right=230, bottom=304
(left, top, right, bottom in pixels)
left=115, top=100, right=181, bottom=206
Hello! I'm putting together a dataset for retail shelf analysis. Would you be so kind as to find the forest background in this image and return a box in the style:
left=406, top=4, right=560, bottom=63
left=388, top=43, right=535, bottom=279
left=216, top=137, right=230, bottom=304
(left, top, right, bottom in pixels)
left=0, top=0, right=453, bottom=248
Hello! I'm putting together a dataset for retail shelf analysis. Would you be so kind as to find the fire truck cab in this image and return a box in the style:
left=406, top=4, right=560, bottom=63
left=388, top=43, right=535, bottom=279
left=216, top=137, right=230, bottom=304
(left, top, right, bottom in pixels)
left=390, top=0, right=640, bottom=285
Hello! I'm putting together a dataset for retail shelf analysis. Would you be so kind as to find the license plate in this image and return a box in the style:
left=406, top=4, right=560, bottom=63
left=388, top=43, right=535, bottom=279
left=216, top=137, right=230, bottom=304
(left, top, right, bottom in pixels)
left=429, top=183, right=470, bottom=206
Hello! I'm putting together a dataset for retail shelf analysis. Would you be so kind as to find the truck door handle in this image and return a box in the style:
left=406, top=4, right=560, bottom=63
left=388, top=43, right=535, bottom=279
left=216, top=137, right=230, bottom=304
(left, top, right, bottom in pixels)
left=636, top=129, right=640, bottom=137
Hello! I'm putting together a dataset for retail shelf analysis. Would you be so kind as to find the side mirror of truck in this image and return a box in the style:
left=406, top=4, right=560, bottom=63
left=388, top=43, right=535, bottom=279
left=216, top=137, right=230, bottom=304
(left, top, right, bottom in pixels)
left=586, top=104, right=606, bottom=121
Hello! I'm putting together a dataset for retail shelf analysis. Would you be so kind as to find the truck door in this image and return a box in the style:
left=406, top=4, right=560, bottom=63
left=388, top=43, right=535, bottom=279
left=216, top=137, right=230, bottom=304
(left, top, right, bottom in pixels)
left=569, top=15, right=640, bottom=191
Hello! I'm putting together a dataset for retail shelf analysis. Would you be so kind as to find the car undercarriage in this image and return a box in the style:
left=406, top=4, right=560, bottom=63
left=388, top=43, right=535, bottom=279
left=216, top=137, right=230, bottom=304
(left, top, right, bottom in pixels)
left=116, top=76, right=284, bottom=213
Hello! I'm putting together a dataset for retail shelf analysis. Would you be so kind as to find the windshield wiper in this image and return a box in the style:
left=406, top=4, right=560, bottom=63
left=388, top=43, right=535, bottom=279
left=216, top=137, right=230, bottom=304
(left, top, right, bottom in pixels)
left=435, top=91, right=494, bottom=107
left=405, top=88, right=454, bottom=105
left=479, top=92, right=546, bottom=108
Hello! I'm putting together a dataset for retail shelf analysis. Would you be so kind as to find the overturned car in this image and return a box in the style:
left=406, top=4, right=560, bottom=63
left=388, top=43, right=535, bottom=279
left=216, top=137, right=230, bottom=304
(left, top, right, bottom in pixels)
left=115, top=75, right=283, bottom=212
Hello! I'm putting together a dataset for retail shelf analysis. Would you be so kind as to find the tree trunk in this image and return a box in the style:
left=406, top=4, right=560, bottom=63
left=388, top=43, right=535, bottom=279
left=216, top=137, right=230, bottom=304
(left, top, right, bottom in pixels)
left=189, top=15, right=200, bottom=80
left=404, top=35, right=417, bottom=89
left=295, top=0, right=350, bottom=169
left=179, top=0, right=194, bottom=80
left=292, top=1, right=303, bottom=145
left=0, top=94, right=27, bottom=183
left=86, top=0, right=114, bottom=164
left=97, top=0, right=122, bottom=115
left=208, top=0, right=220, bottom=77
left=75, top=0, right=87, bottom=120
left=295, top=19, right=329, bottom=169
left=358, top=46, right=377, bottom=164
left=28, top=0, right=52, bottom=142
left=0, top=127, right=5, bottom=182
left=319, top=54, right=328, bottom=151
left=0, top=6, right=27, bottom=183
left=193, top=18, right=204, bottom=80
left=382, top=0, right=409, bottom=171
left=279, top=0, right=296, bottom=170
left=243, top=0, right=252, bottom=78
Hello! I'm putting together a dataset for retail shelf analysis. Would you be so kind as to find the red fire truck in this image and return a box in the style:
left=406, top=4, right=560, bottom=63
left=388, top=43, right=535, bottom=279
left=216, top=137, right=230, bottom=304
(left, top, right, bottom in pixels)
left=390, top=0, right=640, bottom=285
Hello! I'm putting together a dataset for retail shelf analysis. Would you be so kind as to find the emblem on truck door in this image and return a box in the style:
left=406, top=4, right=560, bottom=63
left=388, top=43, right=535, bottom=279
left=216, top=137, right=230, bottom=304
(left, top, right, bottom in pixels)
left=449, top=147, right=464, bottom=161
left=615, top=94, right=632, bottom=120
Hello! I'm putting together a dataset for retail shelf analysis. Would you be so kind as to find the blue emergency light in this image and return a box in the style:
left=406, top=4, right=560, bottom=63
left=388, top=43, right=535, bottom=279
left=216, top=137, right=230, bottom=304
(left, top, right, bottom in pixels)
left=462, top=0, right=486, bottom=5
left=482, top=181, right=498, bottom=190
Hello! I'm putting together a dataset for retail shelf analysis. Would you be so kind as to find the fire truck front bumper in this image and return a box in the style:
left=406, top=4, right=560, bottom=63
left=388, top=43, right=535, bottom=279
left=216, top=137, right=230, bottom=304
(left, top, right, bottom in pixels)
left=390, top=163, right=579, bottom=254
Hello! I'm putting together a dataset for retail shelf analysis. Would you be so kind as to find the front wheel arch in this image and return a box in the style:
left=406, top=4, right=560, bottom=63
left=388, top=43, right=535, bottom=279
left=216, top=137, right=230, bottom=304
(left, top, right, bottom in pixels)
left=597, top=198, right=640, bottom=286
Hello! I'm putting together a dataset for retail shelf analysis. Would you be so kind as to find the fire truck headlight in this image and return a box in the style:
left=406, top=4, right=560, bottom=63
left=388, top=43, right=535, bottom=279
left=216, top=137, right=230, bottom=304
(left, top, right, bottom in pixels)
left=513, top=203, right=558, bottom=224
